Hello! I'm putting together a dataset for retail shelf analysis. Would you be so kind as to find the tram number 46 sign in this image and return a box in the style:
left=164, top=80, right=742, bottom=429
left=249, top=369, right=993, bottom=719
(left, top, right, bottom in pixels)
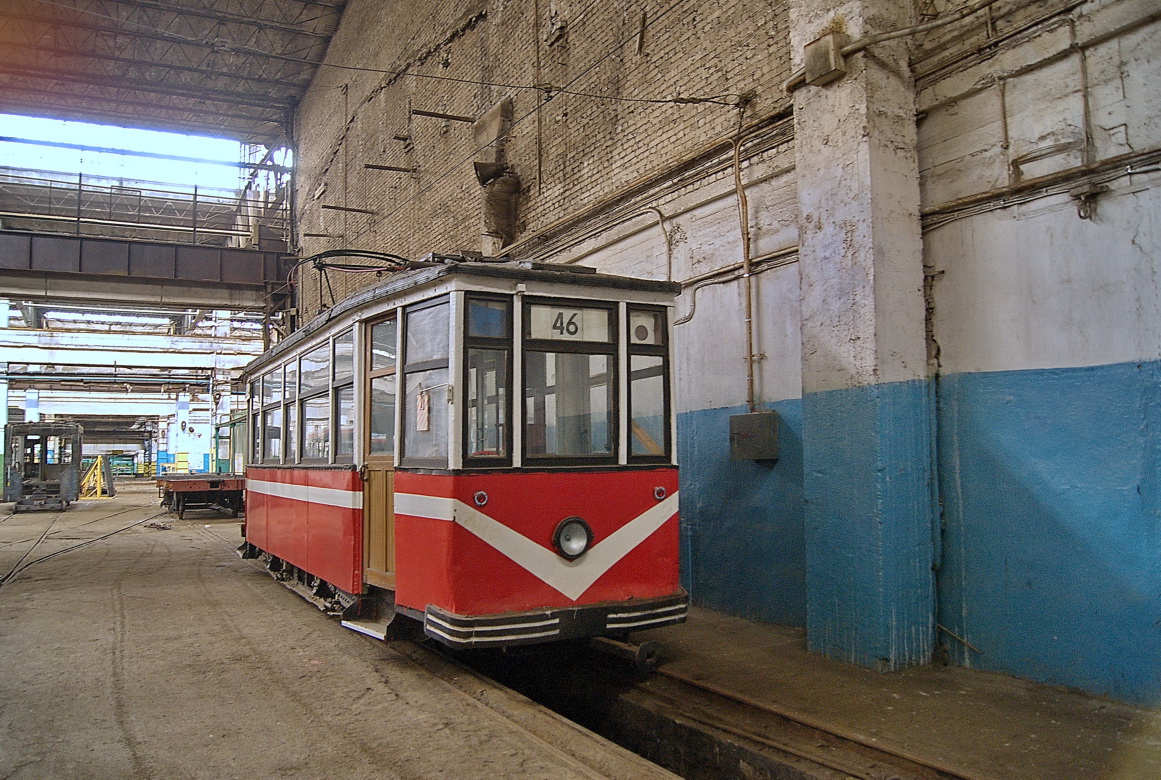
left=553, top=311, right=580, bottom=336
left=529, top=305, right=610, bottom=342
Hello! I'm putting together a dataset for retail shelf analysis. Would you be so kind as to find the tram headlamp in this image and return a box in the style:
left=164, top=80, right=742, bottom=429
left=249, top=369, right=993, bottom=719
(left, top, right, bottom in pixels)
left=553, top=517, right=592, bottom=560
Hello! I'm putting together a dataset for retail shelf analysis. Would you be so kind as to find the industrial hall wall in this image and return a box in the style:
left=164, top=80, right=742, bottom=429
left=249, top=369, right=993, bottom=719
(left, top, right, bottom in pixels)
left=291, top=0, right=1161, bottom=706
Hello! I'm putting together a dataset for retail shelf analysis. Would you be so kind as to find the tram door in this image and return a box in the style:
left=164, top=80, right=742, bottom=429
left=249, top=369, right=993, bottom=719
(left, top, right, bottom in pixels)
left=363, top=316, right=397, bottom=589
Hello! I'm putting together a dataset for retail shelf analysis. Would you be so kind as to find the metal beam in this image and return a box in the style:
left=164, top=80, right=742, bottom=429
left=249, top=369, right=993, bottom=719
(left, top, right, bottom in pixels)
left=0, top=84, right=287, bottom=133
left=0, top=271, right=283, bottom=311
left=0, top=98, right=280, bottom=143
left=92, top=0, right=336, bottom=39
left=0, top=9, right=328, bottom=67
left=0, top=63, right=297, bottom=110
left=0, top=40, right=310, bottom=92
left=0, top=329, right=262, bottom=370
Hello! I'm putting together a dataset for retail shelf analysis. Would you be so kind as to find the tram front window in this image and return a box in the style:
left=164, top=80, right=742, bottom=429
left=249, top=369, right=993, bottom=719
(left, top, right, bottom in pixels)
left=524, top=351, right=613, bottom=458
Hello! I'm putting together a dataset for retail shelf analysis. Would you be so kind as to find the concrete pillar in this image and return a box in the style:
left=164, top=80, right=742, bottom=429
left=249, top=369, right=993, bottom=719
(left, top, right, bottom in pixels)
left=790, top=0, right=936, bottom=670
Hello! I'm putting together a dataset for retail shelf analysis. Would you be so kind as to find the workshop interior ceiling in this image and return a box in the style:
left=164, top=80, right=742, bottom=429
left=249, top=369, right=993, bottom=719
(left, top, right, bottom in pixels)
left=0, top=0, right=348, bottom=145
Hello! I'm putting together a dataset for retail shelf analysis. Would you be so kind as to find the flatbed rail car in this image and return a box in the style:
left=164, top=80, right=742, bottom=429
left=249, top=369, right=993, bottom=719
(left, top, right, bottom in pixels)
left=3, top=422, right=83, bottom=512
left=158, top=473, right=245, bottom=519
left=238, top=255, right=688, bottom=648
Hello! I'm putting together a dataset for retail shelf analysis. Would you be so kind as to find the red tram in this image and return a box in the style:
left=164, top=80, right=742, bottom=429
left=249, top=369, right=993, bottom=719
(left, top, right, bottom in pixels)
left=239, top=255, right=687, bottom=648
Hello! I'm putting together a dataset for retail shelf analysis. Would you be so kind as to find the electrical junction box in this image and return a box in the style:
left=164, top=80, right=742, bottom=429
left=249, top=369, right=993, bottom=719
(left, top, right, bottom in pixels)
left=729, top=410, right=779, bottom=462
left=803, top=31, right=849, bottom=87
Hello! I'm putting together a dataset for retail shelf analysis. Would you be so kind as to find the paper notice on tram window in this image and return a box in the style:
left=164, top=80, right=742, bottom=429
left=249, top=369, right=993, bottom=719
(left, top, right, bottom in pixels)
left=416, top=391, right=430, bottom=432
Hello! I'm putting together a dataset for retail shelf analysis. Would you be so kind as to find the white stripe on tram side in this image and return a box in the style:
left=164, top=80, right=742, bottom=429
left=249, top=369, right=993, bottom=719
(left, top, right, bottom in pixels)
left=247, top=478, right=364, bottom=510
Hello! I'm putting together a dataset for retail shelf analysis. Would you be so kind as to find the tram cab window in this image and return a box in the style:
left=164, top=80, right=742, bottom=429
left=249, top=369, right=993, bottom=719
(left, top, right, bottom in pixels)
left=627, top=307, right=671, bottom=460
left=464, top=297, right=511, bottom=464
left=401, top=298, right=450, bottom=468
left=524, top=301, right=616, bottom=462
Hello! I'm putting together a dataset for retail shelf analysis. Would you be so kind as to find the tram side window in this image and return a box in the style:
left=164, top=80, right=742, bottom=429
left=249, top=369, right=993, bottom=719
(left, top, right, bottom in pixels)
left=367, top=317, right=397, bottom=458
left=249, top=379, right=261, bottom=462
left=464, top=297, right=511, bottom=463
left=524, top=301, right=616, bottom=462
left=259, top=366, right=285, bottom=463
left=401, top=298, right=450, bottom=468
left=284, top=358, right=299, bottom=462
left=263, top=407, right=282, bottom=461
left=300, top=343, right=331, bottom=461
left=627, top=307, right=670, bottom=460
left=333, top=331, right=355, bottom=461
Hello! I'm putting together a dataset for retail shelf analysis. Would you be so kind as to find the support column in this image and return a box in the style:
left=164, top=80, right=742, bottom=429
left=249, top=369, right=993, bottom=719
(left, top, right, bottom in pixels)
left=790, top=0, right=936, bottom=670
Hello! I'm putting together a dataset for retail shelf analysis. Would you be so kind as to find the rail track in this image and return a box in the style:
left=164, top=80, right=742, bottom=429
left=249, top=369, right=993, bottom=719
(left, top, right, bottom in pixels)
left=457, top=641, right=994, bottom=780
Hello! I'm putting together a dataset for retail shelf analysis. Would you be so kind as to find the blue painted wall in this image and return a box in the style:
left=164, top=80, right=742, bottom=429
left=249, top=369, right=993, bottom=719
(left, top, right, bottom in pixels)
left=677, top=400, right=807, bottom=626
left=801, top=379, right=937, bottom=670
left=937, top=361, right=1161, bottom=705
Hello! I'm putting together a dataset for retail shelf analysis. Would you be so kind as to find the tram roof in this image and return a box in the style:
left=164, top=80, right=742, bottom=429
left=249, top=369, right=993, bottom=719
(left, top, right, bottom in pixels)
left=244, top=257, right=680, bottom=376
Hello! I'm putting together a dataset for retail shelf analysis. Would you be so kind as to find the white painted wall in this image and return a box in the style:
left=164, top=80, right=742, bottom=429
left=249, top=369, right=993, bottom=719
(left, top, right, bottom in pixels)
left=534, top=133, right=802, bottom=415
left=927, top=179, right=1161, bottom=373
left=918, top=1, right=1161, bottom=374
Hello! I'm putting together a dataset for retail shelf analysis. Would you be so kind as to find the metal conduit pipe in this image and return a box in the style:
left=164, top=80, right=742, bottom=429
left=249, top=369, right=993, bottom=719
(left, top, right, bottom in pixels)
left=782, top=0, right=1007, bottom=93
left=733, top=132, right=757, bottom=413
left=840, top=0, right=1007, bottom=57
left=674, top=250, right=798, bottom=328
left=553, top=207, right=673, bottom=281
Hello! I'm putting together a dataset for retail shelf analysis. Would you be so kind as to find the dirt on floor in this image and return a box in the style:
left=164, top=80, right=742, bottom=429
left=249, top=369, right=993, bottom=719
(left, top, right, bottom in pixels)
left=0, top=482, right=675, bottom=780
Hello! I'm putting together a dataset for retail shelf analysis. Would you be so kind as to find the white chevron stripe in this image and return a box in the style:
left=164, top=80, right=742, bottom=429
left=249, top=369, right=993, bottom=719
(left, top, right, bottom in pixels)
left=393, top=491, right=679, bottom=601
left=248, top=478, right=363, bottom=510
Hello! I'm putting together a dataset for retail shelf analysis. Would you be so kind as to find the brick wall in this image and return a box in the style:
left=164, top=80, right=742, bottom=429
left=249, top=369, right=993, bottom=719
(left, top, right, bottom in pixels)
left=294, top=0, right=792, bottom=317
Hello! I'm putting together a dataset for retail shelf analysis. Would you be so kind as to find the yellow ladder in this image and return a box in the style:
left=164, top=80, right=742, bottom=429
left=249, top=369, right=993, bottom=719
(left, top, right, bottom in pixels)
left=80, top=456, right=116, bottom=499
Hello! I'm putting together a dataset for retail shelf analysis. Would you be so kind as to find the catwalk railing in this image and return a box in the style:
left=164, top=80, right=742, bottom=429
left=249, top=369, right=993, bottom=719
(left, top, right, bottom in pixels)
left=0, top=167, right=289, bottom=249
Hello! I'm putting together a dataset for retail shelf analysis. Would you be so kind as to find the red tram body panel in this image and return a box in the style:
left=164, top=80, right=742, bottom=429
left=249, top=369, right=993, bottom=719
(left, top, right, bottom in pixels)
left=244, top=466, right=363, bottom=595
left=393, top=468, right=680, bottom=614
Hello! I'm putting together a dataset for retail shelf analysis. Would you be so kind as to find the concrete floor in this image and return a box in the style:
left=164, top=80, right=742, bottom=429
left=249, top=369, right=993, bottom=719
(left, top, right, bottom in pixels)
left=639, top=609, right=1161, bottom=779
left=0, top=483, right=676, bottom=780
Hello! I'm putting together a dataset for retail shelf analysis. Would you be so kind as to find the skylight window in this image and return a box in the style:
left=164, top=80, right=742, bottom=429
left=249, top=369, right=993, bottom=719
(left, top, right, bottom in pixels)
left=0, top=114, right=246, bottom=191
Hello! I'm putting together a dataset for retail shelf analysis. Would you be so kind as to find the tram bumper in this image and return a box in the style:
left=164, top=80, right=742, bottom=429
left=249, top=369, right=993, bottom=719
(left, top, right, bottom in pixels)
left=422, top=590, right=689, bottom=648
